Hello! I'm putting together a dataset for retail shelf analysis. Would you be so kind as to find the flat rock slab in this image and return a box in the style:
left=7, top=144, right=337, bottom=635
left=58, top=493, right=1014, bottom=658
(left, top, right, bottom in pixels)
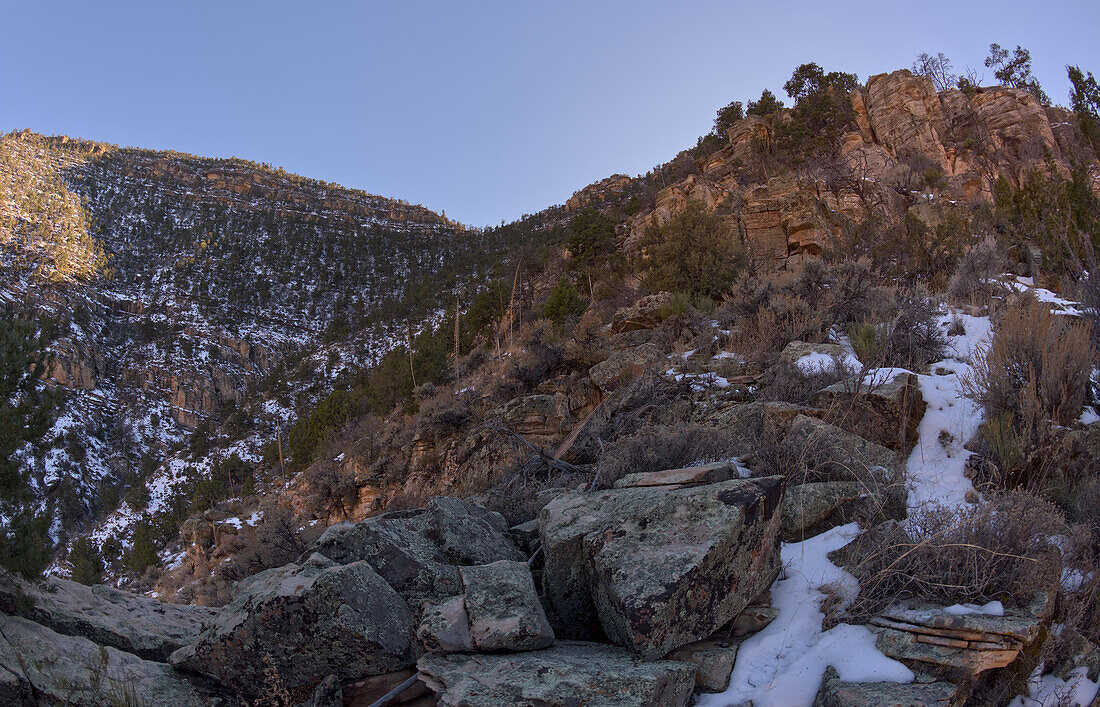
left=417, top=640, right=696, bottom=706
left=0, top=572, right=217, bottom=661
left=0, top=614, right=223, bottom=706
left=311, top=497, right=525, bottom=609
left=540, top=476, right=783, bottom=659
left=813, top=666, right=956, bottom=707
left=613, top=461, right=738, bottom=489
left=171, top=554, right=413, bottom=697
left=869, top=600, right=1047, bottom=676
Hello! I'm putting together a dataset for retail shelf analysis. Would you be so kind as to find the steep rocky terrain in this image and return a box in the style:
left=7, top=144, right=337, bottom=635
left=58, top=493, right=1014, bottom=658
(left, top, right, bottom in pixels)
left=4, top=60, right=1100, bottom=706
left=0, top=130, right=537, bottom=546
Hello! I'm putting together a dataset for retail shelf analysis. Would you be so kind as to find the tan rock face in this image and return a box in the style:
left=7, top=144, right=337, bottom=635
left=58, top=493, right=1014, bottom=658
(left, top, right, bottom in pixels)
left=971, top=87, right=1067, bottom=180
left=618, top=68, right=1095, bottom=259
left=865, top=70, right=950, bottom=169
left=565, top=174, right=633, bottom=213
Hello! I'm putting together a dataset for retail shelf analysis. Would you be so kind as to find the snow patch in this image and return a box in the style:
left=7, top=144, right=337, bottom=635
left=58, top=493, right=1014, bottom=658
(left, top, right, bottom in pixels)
left=698, top=524, right=914, bottom=707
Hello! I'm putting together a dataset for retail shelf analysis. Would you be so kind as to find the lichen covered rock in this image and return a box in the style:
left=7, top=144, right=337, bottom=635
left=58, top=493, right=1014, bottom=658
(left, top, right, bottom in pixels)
left=170, top=554, right=414, bottom=696
left=539, top=476, right=783, bottom=658
left=418, top=640, right=696, bottom=706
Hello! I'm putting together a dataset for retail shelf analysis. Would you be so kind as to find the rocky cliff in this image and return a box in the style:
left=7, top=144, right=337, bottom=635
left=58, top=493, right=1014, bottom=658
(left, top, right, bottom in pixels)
left=565, top=70, right=1098, bottom=260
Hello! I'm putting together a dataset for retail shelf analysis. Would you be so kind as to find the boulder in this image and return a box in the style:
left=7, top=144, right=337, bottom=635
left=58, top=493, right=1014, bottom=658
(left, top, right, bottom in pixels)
left=783, top=415, right=907, bottom=520
left=610, top=292, right=677, bottom=333
left=0, top=573, right=217, bottom=661
left=311, top=497, right=525, bottom=609
left=780, top=481, right=864, bottom=541
left=812, top=369, right=926, bottom=452
left=417, top=640, right=696, bottom=706
left=418, top=561, right=553, bottom=654
left=613, top=460, right=739, bottom=489
left=667, top=638, right=739, bottom=692
left=460, top=561, right=554, bottom=652
left=0, top=614, right=221, bottom=706
left=170, top=554, right=414, bottom=696
left=539, top=476, right=783, bottom=658
left=813, top=666, right=956, bottom=707
left=418, top=596, right=474, bottom=653
left=588, top=342, right=665, bottom=391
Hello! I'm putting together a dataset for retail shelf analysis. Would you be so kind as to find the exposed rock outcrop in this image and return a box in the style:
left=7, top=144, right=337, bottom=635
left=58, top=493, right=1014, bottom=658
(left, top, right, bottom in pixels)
left=0, top=614, right=224, bottom=706
left=310, top=497, right=525, bottom=610
left=539, top=476, right=783, bottom=658
left=869, top=598, right=1050, bottom=676
left=0, top=573, right=217, bottom=662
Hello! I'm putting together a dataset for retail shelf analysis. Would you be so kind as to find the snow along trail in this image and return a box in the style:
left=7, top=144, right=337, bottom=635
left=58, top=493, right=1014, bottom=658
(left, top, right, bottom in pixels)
left=703, top=308, right=995, bottom=706
left=905, top=311, right=993, bottom=510
left=697, top=524, right=914, bottom=706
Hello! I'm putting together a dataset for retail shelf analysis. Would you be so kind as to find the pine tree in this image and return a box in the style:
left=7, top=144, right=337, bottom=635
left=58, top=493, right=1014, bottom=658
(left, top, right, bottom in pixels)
left=0, top=314, right=56, bottom=579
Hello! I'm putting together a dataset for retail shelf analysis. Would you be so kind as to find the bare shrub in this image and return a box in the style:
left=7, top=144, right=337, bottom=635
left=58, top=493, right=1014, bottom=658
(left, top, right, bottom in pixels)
left=947, top=236, right=1008, bottom=306
left=836, top=491, right=1067, bottom=622
left=963, top=300, right=1093, bottom=428
left=504, top=319, right=563, bottom=391
left=877, top=286, right=947, bottom=370
left=758, top=357, right=850, bottom=405
left=594, top=423, right=744, bottom=489
left=417, top=398, right=472, bottom=436
left=302, top=461, right=358, bottom=520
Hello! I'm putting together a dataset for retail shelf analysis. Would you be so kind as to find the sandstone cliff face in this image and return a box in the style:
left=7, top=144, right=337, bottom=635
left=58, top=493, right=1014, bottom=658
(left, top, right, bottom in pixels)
left=619, top=69, right=1097, bottom=258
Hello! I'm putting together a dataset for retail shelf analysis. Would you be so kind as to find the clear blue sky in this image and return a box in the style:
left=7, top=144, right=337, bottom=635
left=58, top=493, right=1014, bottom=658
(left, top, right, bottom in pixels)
left=3, top=1, right=1098, bottom=226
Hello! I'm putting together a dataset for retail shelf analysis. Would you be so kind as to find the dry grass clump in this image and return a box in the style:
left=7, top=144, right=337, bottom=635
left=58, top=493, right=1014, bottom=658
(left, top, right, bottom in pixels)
left=593, top=423, right=745, bottom=489
left=963, top=300, right=1093, bottom=429
left=836, top=491, right=1068, bottom=622
left=758, top=357, right=852, bottom=405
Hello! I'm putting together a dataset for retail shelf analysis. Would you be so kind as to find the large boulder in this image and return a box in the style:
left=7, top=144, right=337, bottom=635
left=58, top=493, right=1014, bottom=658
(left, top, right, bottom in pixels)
left=0, top=614, right=222, bottom=706
left=418, top=561, right=554, bottom=654
left=310, top=497, right=525, bottom=609
left=170, top=554, right=414, bottom=697
left=539, top=476, right=783, bottom=658
left=460, top=561, right=554, bottom=652
left=812, top=369, right=926, bottom=452
left=0, top=573, right=217, bottom=661
left=417, top=640, right=696, bottom=706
